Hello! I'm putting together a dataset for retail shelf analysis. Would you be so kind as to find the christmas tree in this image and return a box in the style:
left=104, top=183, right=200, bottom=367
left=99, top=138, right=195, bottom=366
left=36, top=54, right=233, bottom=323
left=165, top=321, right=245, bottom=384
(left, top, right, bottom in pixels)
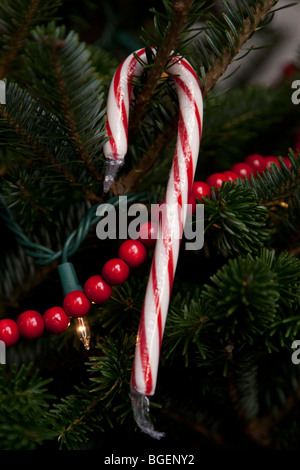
left=0, top=0, right=300, bottom=454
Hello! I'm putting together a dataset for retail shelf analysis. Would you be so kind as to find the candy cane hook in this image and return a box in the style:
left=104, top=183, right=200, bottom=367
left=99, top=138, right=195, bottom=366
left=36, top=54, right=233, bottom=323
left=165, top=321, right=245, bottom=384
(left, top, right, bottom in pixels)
left=103, top=48, right=203, bottom=438
left=103, top=48, right=154, bottom=193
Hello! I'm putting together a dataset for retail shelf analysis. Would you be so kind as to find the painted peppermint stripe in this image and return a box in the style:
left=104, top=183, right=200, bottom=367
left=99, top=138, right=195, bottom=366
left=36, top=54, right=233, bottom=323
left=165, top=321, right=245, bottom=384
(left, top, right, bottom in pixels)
left=130, top=54, right=203, bottom=396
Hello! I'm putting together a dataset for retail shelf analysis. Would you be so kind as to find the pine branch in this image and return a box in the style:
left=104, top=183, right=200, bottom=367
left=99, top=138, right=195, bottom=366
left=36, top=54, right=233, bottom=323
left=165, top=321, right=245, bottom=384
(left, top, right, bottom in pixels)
left=88, top=333, right=135, bottom=400
left=0, top=363, right=56, bottom=450
left=0, top=0, right=40, bottom=78
left=203, top=0, right=279, bottom=95
left=204, top=182, right=269, bottom=255
left=128, top=0, right=194, bottom=139
left=52, top=333, right=136, bottom=449
left=51, top=387, right=107, bottom=450
left=164, top=248, right=300, bottom=365
left=200, top=248, right=300, bottom=350
left=163, top=291, right=210, bottom=366
left=202, top=252, right=280, bottom=343
left=0, top=83, right=101, bottom=205
left=112, top=0, right=280, bottom=194
left=22, top=24, right=107, bottom=187
left=241, top=152, right=300, bottom=249
left=0, top=91, right=77, bottom=184
left=198, top=82, right=297, bottom=168
left=51, top=43, right=100, bottom=181
left=47, top=32, right=104, bottom=183
left=0, top=0, right=61, bottom=79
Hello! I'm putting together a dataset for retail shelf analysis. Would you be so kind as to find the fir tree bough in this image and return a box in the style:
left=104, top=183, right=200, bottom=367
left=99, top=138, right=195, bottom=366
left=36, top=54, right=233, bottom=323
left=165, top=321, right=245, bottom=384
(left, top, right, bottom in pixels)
left=0, top=0, right=300, bottom=452
left=0, top=363, right=56, bottom=450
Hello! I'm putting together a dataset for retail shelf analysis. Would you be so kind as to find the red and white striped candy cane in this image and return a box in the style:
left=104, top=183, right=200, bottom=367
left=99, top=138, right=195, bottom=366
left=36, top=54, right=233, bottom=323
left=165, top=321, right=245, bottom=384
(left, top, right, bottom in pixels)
left=103, top=48, right=154, bottom=193
left=103, top=49, right=203, bottom=438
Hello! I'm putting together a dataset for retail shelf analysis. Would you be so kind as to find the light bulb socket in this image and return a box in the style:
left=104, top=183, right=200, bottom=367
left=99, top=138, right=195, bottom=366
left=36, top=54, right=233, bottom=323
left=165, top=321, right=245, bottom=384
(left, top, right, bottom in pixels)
left=58, top=262, right=83, bottom=296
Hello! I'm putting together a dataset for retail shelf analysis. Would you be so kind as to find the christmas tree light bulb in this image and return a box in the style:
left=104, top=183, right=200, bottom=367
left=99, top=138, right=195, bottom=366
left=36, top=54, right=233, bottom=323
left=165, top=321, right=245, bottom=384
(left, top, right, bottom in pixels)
left=76, top=317, right=91, bottom=350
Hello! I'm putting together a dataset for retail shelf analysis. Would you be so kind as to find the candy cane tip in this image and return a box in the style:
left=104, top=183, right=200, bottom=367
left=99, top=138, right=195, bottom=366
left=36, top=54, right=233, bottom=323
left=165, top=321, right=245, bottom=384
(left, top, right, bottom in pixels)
left=130, top=386, right=165, bottom=440
left=103, top=158, right=124, bottom=193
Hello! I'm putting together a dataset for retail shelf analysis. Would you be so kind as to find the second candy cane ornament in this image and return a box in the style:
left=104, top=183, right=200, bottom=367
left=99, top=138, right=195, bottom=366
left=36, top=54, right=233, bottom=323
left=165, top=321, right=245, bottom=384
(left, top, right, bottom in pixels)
left=104, top=49, right=203, bottom=438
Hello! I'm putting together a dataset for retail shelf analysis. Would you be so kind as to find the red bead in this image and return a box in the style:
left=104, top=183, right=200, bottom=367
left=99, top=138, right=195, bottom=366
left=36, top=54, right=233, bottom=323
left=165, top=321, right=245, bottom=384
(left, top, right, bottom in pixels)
left=222, top=171, right=239, bottom=181
left=191, top=181, right=211, bottom=199
left=0, top=319, right=19, bottom=347
left=118, top=240, right=147, bottom=268
left=63, top=290, right=90, bottom=318
left=102, top=258, right=130, bottom=285
left=17, top=310, right=44, bottom=339
left=231, top=162, right=255, bottom=180
left=43, top=307, right=70, bottom=334
left=84, top=275, right=112, bottom=304
left=244, top=154, right=266, bottom=173
left=264, top=155, right=280, bottom=169
left=206, top=173, right=228, bottom=188
left=137, top=222, right=158, bottom=248
left=283, top=157, right=292, bottom=169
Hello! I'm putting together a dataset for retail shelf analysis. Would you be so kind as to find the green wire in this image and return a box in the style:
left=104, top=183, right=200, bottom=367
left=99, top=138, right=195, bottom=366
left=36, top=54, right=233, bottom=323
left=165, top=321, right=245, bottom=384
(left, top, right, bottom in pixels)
left=0, top=193, right=149, bottom=266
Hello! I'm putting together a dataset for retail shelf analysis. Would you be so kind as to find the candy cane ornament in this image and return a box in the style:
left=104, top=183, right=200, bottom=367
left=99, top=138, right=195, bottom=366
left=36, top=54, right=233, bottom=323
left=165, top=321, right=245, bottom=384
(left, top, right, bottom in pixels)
left=103, top=48, right=203, bottom=438
left=103, top=48, right=154, bottom=193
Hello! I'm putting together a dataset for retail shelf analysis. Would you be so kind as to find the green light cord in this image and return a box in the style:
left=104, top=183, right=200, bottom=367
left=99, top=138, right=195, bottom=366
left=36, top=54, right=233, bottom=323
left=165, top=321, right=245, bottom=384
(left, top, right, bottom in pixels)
left=0, top=193, right=149, bottom=266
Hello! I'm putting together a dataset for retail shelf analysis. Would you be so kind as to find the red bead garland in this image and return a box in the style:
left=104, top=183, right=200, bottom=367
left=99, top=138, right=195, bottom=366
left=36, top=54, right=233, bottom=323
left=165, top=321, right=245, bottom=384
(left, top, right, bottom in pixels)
left=188, top=153, right=293, bottom=216
left=192, top=153, right=291, bottom=202
left=0, top=235, right=152, bottom=347
left=0, top=151, right=293, bottom=348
